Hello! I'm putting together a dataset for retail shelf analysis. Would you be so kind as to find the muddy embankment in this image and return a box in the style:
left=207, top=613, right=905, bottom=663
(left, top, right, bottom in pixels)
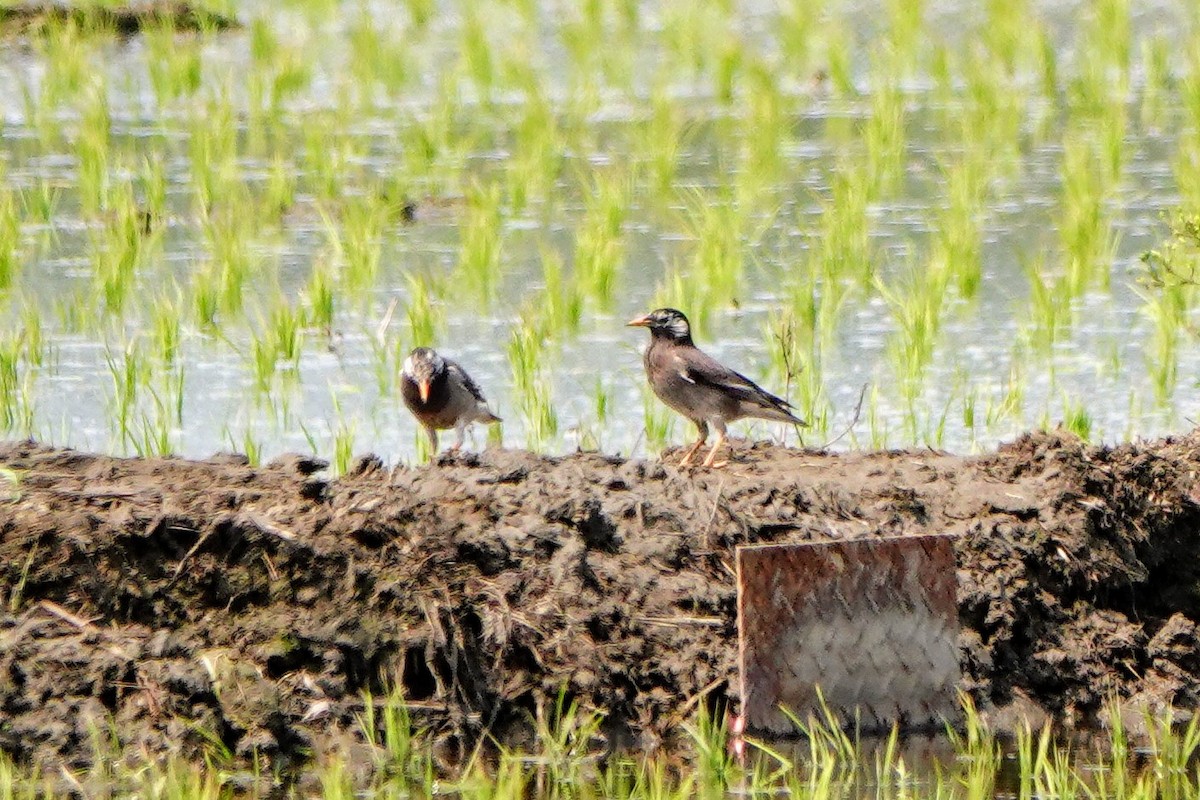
left=3, top=432, right=1200, bottom=768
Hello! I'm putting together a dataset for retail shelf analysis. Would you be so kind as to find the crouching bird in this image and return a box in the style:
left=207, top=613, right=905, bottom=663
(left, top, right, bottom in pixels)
left=628, top=308, right=806, bottom=468
left=401, top=347, right=501, bottom=456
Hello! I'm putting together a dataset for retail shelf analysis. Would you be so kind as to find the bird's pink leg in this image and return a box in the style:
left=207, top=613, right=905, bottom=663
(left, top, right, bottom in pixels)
left=702, top=427, right=727, bottom=468
left=678, top=422, right=708, bottom=467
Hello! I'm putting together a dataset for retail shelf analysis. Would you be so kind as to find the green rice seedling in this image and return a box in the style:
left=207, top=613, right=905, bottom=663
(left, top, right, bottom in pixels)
left=145, top=17, right=203, bottom=104
left=641, top=386, right=673, bottom=453
left=934, top=158, right=986, bottom=298
left=75, top=81, right=111, bottom=216
left=1023, top=256, right=1074, bottom=355
left=90, top=183, right=144, bottom=316
left=129, top=757, right=227, bottom=800
left=866, top=386, right=889, bottom=450
left=660, top=0, right=710, bottom=77
left=347, top=8, right=411, bottom=101
left=957, top=46, right=1022, bottom=174
left=683, top=704, right=738, bottom=796
left=188, top=93, right=240, bottom=216
left=640, top=86, right=686, bottom=202
left=777, top=0, right=815, bottom=74
left=249, top=300, right=304, bottom=392
left=248, top=18, right=313, bottom=110
left=536, top=247, right=582, bottom=335
left=302, top=115, right=354, bottom=204
left=317, top=756, right=354, bottom=800
left=457, top=181, right=505, bottom=302
left=403, top=273, right=442, bottom=348
left=332, top=419, right=356, bottom=477
left=403, top=0, right=434, bottom=28
left=190, top=262, right=221, bottom=331
left=1059, top=132, right=1119, bottom=295
left=528, top=688, right=606, bottom=795
left=1138, top=281, right=1186, bottom=405
left=880, top=254, right=949, bottom=394
left=322, top=194, right=385, bottom=298
left=1172, top=133, right=1200, bottom=211
left=767, top=309, right=825, bottom=439
left=200, top=209, right=253, bottom=317
left=226, top=428, right=262, bottom=467
left=505, top=78, right=562, bottom=212
left=863, top=59, right=906, bottom=199
left=574, top=170, right=629, bottom=308
left=985, top=364, right=1026, bottom=429
left=260, top=154, right=297, bottom=221
left=18, top=307, right=46, bottom=371
left=138, top=155, right=168, bottom=228
left=304, top=259, right=336, bottom=336
left=1061, top=395, right=1092, bottom=441
left=885, top=0, right=923, bottom=77
left=104, top=340, right=151, bottom=454
left=815, top=165, right=873, bottom=287
left=0, top=189, right=20, bottom=292
left=506, top=312, right=557, bottom=450
left=21, top=179, right=61, bottom=229
left=0, top=332, right=34, bottom=435
left=400, top=73, right=466, bottom=181
left=34, top=16, right=90, bottom=109
left=737, top=59, right=788, bottom=202
left=459, top=3, right=496, bottom=101
left=680, top=187, right=745, bottom=311
left=148, top=289, right=183, bottom=364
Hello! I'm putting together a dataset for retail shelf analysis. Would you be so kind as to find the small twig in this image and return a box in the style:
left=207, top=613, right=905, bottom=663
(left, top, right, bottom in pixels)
left=238, top=511, right=296, bottom=542
left=170, top=528, right=213, bottom=585
left=38, top=600, right=97, bottom=630
left=819, top=383, right=868, bottom=450
left=700, top=479, right=726, bottom=550
left=635, top=615, right=724, bottom=627
left=376, top=296, right=400, bottom=345
left=667, top=676, right=727, bottom=727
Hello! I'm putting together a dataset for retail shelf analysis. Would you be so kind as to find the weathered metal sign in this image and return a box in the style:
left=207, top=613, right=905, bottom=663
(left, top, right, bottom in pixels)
left=737, top=534, right=961, bottom=735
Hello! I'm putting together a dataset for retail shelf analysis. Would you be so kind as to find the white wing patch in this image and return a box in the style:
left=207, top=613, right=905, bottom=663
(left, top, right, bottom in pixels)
left=673, top=356, right=696, bottom=384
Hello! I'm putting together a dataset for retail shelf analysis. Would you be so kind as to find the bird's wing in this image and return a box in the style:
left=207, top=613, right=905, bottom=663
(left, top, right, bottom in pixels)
left=674, top=350, right=795, bottom=412
left=445, top=359, right=490, bottom=404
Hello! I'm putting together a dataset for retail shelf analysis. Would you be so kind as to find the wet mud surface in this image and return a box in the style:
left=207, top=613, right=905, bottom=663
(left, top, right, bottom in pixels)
left=3, top=432, right=1200, bottom=768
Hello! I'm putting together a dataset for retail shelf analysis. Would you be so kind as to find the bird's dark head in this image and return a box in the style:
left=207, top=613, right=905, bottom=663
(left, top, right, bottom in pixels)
left=627, top=308, right=693, bottom=344
left=403, top=347, right=445, bottom=403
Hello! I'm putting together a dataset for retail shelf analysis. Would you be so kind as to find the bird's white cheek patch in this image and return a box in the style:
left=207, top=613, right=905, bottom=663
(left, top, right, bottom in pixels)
left=402, top=356, right=415, bottom=376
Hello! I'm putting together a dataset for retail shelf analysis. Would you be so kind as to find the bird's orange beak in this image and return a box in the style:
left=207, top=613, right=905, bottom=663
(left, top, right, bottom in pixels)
left=626, top=314, right=651, bottom=327
left=418, top=379, right=430, bottom=403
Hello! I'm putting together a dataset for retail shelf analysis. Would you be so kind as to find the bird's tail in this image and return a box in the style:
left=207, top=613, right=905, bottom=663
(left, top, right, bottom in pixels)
left=476, top=408, right=502, bottom=424
left=755, top=404, right=808, bottom=426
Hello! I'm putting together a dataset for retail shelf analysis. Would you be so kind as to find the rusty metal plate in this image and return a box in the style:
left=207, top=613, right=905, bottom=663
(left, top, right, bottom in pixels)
left=737, top=534, right=961, bottom=735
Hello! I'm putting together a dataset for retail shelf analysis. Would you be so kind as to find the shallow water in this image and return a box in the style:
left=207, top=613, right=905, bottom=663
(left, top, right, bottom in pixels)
left=0, top=0, right=1198, bottom=464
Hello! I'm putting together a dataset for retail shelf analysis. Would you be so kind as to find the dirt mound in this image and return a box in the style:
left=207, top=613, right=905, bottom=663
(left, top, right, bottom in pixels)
left=3, top=432, right=1200, bottom=767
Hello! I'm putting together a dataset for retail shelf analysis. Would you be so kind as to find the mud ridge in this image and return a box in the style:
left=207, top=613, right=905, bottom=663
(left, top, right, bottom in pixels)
left=3, top=432, right=1200, bottom=768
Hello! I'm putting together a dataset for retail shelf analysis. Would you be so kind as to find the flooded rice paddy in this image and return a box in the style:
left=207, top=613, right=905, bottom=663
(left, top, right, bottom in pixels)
left=0, top=0, right=1198, bottom=465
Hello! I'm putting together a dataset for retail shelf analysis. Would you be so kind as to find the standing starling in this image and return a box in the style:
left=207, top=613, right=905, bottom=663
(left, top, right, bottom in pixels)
left=400, top=347, right=501, bottom=456
left=628, top=308, right=805, bottom=467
